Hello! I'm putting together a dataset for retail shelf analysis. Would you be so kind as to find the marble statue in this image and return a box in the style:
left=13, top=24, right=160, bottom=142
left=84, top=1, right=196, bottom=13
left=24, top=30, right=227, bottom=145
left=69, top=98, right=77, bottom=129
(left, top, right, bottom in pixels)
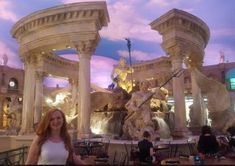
left=191, top=67, right=235, bottom=132
left=111, top=57, right=133, bottom=93
left=5, top=95, right=22, bottom=135
left=123, top=81, right=170, bottom=140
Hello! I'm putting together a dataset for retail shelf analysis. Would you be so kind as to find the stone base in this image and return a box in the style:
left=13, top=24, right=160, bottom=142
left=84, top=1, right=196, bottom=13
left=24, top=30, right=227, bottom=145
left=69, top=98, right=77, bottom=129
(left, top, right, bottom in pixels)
left=77, top=132, right=92, bottom=139
left=19, top=128, right=34, bottom=135
left=171, top=128, right=191, bottom=139
left=188, top=126, right=201, bottom=135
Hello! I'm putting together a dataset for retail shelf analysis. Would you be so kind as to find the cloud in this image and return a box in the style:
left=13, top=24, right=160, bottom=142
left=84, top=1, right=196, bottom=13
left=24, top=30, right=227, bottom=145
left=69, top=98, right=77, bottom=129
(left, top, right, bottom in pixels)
left=91, top=56, right=117, bottom=88
left=61, top=0, right=106, bottom=3
left=59, top=54, right=117, bottom=88
left=146, top=0, right=174, bottom=7
left=211, top=28, right=235, bottom=38
left=0, top=1, right=18, bottom=22
left=117, top=49, right=163, bottom=61
left=61, top=0, right=161, bottom=43
left=0, top=40, right=22, bottom=68
left=100, top=1, right=161, bottom=43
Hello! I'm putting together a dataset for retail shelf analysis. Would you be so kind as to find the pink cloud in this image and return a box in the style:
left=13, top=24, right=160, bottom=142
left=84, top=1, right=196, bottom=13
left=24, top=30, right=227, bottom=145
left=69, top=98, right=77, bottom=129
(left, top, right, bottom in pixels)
left=100, top=1, right=161, bottom=43
left=204, top=43, right=235, bottom=65
left=0, top=1, right=18, bottom=22
left=59, top=54, right=117, bottom=88
left=211, top=28, right=235, bottom=38
left=62, top=0, right=105, bottom=3
left=117, top=49, right=164, bottom=61
left=0, top=41, right=22, bottom=68
left=61, top=0, right=161, bottom=43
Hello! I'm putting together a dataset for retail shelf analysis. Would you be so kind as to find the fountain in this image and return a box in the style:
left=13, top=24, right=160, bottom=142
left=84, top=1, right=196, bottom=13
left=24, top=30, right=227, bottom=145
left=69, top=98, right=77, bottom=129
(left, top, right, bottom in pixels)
left=3, top=2, right=235, bottom=158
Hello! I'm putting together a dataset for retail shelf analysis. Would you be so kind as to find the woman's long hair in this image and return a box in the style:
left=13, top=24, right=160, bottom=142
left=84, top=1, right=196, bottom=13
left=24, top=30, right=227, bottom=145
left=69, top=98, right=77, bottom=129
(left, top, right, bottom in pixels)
left=36, top=108, right=73, bottom=162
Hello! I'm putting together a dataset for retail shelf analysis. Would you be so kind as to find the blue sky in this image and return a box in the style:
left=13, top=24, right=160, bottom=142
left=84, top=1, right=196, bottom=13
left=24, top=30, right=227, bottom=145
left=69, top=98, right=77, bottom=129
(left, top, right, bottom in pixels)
left=0, top=0, right=235, bottom=88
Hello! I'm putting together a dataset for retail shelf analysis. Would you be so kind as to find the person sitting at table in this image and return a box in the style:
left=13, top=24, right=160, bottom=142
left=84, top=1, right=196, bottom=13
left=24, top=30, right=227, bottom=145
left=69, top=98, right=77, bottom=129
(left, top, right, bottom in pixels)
left=226, top=126, right=235, bottom=152
left=138, top=131, right=155, bottom=164
left=197, top=125, right=219, bottom=157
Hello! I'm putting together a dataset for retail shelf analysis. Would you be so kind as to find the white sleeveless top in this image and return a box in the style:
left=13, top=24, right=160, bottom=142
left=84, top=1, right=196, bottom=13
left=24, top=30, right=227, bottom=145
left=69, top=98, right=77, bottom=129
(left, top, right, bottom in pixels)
left=37, top=140, right=69, bottom=165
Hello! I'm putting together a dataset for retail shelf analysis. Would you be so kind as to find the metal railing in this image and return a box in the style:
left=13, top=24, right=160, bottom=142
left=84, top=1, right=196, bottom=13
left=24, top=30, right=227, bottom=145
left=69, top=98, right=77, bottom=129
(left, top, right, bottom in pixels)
left=0, top=146, right=28, bottom=165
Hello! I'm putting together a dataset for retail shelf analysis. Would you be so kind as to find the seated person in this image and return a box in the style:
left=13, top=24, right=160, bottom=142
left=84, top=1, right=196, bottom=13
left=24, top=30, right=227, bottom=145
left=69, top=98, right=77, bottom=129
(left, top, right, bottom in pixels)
left=138, top=131, right=155, bottom=163
left=227, top=126, right=235, bottom=152
left=197, top=125, right=219, bottom=156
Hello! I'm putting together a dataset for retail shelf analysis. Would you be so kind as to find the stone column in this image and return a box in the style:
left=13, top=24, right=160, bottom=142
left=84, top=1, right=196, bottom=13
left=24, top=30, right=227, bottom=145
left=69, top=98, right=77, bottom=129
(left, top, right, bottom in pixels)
left=0, top=97, right=3, bottom=129
left=75, top=40, right=97, bottom=138
left=171, top=55, right=187, bottom=136
left=34, top=71, right=45, bottom=124
left=20, top=56, right=36, bottom=134
left=69, top=78, right=79, bottom=140
left=69, top=78, right=78, bottom=106
left=190, top=67, right=207, bottom=128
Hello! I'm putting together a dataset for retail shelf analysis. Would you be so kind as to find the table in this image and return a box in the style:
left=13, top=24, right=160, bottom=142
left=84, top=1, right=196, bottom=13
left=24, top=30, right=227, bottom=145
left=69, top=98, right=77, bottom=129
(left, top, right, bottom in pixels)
left=161, top=156, right=235, bottom=165
left=82, top=155, right=109, bottom=165
left=74, top=141, right=104, bottom=155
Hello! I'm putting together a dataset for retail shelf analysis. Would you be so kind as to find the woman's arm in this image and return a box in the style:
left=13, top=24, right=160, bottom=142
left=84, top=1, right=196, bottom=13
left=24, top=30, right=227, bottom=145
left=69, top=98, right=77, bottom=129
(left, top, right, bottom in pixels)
left=25, top=136, right=40, bottom=165
left=73, top=153, right=87, bottom=165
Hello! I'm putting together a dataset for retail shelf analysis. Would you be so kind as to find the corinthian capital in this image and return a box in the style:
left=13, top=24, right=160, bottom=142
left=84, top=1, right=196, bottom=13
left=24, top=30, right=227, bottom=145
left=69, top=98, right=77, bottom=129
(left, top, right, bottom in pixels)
left=35, top=71, right=46, bottom=81
left=75, top=39, right=98, bottom=58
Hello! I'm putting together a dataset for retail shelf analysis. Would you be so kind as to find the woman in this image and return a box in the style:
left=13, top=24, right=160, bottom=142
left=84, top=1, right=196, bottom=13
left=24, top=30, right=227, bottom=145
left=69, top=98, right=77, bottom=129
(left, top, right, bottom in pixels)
left=197, top=125, right=219, bottom=157
left=138, top=131, right=155, bottom=164
left=26, top=108, right=85, bottom=165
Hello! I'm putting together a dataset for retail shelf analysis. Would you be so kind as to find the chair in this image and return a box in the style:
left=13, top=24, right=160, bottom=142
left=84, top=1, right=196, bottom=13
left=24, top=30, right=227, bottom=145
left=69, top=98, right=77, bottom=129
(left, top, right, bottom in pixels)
left=154, top=141, right=171, bottom=159
left=112, top=151, right=127, bottom=166
left=96, top=139, right=110, bottom=158
left=187, top=138, right=197, bottom=155
left=123, top=143, right=130, bottom=165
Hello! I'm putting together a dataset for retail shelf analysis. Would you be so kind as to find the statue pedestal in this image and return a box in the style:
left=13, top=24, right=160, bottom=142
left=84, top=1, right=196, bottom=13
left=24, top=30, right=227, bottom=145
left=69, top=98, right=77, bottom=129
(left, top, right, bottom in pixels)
left=172, top=128, right=191, bottom=139
left=188, top=126, right=201, bottom=135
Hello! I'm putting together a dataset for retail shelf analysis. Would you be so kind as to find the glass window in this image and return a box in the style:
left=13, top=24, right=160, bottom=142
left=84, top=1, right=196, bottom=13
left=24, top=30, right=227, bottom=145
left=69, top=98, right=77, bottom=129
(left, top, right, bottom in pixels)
left=230, top=78, right=235, bottom=90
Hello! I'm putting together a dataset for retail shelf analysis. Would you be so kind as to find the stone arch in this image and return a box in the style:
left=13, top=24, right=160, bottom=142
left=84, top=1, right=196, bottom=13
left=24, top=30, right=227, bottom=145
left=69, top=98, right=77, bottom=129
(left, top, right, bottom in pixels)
left=11, top=2, right=110, bottom=135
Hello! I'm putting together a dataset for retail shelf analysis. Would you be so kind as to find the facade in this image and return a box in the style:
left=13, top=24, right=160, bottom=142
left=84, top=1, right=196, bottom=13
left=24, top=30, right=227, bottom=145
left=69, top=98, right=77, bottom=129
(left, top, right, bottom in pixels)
left=0, top=64, right=24, bottom=129
left=0, top=57, right=235, bottom=131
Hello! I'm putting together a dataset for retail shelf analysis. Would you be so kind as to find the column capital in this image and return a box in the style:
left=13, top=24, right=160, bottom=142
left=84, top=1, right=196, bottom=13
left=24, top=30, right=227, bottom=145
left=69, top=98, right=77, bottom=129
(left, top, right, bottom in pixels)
left=22, top=53, right=43, bottom=66
left=164, top=41, right=190, bottom=59
left=184, top=49, right=204, bottom=69
left=69, top=78, right=78, bottom=85
left=35, top=71, right=46, bottom=81
left=75, top=39, right=99, bottom=58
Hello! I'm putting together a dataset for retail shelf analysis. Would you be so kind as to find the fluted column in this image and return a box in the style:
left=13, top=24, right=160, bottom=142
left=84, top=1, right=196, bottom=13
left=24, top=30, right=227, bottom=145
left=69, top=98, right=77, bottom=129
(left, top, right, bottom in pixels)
left=190, top=70, right=207, bottom=126
left=69, top=78, right=78, bottom=106
left=75, top=40, right=97, bottom=138
left=20, top=56, right=36, bottom=134
left=0, top=97, right=3, bottom=129
left=171, top=54, right=187, bottom=136
left=69, top=77, right=79, bottom=138
left=34, top=71, right=45, bottom=124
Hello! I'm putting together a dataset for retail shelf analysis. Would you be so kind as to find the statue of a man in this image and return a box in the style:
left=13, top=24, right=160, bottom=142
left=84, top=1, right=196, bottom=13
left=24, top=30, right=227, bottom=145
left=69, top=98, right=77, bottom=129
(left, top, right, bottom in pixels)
left=123, top=81, right=157, bottom=140
left=111, top=58, right=133, bottom=93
